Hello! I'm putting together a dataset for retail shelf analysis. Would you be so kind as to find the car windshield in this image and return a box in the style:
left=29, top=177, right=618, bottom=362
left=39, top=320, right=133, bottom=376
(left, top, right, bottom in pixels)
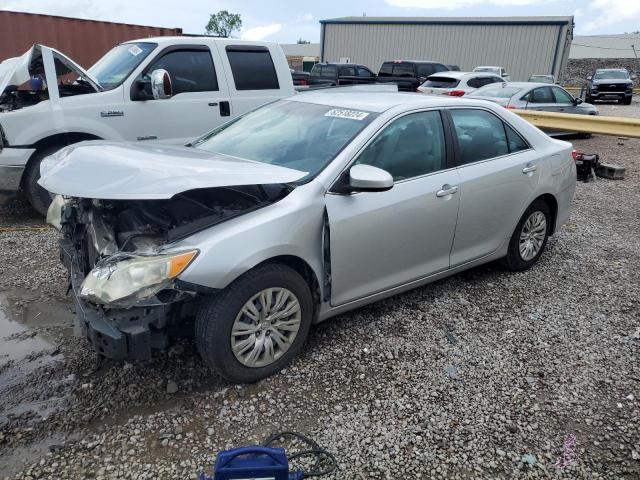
left=594, top=70, right=630, bottom=80
left=469, top=84, right=522, bottom=98
left=193, top=100, right=378, bottom=180
left=88, top=42, right=157, bottom=90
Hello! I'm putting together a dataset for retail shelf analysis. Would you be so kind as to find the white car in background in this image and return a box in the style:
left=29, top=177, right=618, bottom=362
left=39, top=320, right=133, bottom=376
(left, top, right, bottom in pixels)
left=417, top=71, right=505, bottom=97
left=474, top=66, right=511, bottom=81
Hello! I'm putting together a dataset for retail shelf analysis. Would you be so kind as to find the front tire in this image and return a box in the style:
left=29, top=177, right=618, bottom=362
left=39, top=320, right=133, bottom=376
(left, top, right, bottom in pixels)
left=24, top=146, right=59, bottom=216
left=623, top=97, right=632, bottom=105
left=500, top=200, right=551, bottom=272
left=195, top=264, right=313, bottom=383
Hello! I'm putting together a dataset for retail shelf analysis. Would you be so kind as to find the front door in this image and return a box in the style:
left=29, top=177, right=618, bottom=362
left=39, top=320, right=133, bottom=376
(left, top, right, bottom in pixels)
left=446, top=108, right=540, bottom=266
left=325, top=110, right=460, bottom=306
left=126, top=46, right=230, bottom=145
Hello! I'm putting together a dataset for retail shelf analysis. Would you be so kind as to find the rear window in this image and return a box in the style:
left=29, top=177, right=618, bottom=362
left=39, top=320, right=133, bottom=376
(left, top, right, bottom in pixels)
left=226, top=46, right=279, bottom=90
left=379, top=62, right=414, bottom=77
left=469, top=84, right=522, bottom=98
left=422, top=77, right=460, bottom=88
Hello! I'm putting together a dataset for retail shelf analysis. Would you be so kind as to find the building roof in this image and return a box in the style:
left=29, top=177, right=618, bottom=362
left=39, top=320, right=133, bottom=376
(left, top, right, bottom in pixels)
left=570, top=34, right=640, bottom=59
left=320, top=16, right=573, bottom=25
left=280, top=43, right=320, bottom=57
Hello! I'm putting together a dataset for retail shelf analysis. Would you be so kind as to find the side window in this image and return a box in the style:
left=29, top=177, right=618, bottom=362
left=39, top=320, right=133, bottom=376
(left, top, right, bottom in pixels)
left=551, top=87, right=574, bottom=104
left=417, top=64, right=435, bottom=78
left=467, top=77, right=481, bottom=89
left=528, top=87, right=554, bottom=103
left=433, top=64, right=449, bottom=74
left=324, top=65, right=338, bottom=77
left=340, top=66, right=356, bottom=76
left=504, top=123, right=529, bottom=153
left=394, top=63, right=415, bottom=77
left=478, top=77, right=496, bottom=88
left=310, top=64, right=321, bottom=76
left=226, top=46, right=279, bottom=90
left=355, top=111, right=447, bottom=181
left=357, top=67, right=373, bottom=77
left=147, top=49, right=218, bottom=94
left=450, top=109, right=509, bottom=165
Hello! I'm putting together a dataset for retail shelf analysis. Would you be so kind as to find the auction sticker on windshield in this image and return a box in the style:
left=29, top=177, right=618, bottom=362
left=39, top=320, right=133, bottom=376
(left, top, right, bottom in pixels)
left=128, top=45, right=143, bottom=56
left=324, top=109, right=369, bottom=121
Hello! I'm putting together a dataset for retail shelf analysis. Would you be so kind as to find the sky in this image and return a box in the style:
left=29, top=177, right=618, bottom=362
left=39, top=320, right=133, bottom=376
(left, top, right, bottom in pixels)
left=1, top=0, right=638, bottom=43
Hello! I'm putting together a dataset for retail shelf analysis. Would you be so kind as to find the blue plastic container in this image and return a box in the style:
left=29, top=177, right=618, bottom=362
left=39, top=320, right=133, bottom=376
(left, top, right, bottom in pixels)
left=209, top=446, right=290, bottom=480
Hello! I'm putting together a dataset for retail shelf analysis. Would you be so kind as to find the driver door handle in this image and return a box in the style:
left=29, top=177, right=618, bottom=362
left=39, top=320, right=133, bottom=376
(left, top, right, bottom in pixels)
left=436, top=185, right=459, bottom=197
left=522, top=164, right=538, bottom=174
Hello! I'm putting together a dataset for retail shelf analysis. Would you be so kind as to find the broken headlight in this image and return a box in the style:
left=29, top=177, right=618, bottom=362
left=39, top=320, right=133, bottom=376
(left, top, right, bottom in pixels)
left=79, top=250, right=198, bottom=306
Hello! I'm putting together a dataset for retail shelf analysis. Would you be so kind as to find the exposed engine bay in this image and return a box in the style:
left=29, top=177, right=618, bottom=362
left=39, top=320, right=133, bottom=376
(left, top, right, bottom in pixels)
left=57, top=184, right=292, bottom=360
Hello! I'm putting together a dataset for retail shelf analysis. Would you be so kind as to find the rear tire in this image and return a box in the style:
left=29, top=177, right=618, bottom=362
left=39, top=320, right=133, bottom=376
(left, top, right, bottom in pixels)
left=195, top=264, right=313, bottom=383
left=24, top=146, right=59, bottom=216
left=500, top=200, right=551, bottom=272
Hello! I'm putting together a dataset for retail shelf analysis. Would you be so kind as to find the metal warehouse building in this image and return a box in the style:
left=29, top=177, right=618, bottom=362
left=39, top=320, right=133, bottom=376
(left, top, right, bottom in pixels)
left=320, top=16, right=574, bottom=81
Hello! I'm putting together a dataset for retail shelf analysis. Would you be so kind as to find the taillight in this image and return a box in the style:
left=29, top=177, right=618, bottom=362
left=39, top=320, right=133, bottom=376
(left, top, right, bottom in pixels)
left=445, top=90, right=465, bottom=97
left=572, top=149, right=578, bottom=161
left=300, top=79, right=308, bottom=86
left=505, top=105, right=516, bottom=109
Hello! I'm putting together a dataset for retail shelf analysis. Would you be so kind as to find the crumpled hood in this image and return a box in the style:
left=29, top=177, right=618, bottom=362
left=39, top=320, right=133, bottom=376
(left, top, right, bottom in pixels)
left=0, top=47, right=33, bottom=95
left=38, top=141, right=308, bottom=199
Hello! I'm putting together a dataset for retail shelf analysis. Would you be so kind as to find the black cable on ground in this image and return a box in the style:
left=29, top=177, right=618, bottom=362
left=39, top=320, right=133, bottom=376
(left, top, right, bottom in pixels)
left=262, top=431, right=337, bottom=478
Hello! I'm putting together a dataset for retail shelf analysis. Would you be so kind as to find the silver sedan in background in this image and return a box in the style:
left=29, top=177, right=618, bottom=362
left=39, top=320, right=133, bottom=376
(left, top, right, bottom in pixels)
left=469, top=82, right=599, bottom=135
left=41, top=91, right=577, bottom=383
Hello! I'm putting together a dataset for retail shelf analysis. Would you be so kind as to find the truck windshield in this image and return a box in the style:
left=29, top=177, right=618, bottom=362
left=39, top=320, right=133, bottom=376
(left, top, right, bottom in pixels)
left=594, top=71, right=629, bottom=80
left=88, top=42, right=157, bottom=90
left=193, top=100, right=378, bottom=180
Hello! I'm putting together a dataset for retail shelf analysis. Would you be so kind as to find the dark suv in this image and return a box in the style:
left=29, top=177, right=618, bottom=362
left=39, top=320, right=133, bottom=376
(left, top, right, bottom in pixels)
left=377, top=60, right=449, bottom=91
left=586, top=68, right=634, bottom=105
left=309, top=63, right=377, bottom=87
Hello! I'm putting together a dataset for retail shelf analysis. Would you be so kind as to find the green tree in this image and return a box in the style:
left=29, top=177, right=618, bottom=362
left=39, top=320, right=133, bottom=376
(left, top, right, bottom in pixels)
left=205, top=10, right=242, bottom=37
left=297, top=38, right=311, bottom=44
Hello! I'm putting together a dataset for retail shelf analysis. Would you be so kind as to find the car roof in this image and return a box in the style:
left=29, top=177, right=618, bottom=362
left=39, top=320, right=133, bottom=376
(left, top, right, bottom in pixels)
left=475, top=66, right=501, bottom=69
left=429, top=71, right=499, bottom=79
left=289, top=90, right=497, bottom=113
left=382, top=60, right=444, bottom=65
left=125, top=36, right=277, bottom=47
left=595, top=68, right=628, bottom=71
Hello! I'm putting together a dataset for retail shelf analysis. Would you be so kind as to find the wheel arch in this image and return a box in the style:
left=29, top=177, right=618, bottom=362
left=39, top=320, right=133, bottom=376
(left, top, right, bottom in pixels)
left=533, top=193, right=558, bottom=234
left=251, top=255, right=322, bottom=322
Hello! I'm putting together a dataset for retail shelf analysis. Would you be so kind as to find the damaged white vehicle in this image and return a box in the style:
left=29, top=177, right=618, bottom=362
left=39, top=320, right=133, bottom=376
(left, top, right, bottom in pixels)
left=41, top=92, right=576, bottom=383
left=0, top=38, right=294, bottom=214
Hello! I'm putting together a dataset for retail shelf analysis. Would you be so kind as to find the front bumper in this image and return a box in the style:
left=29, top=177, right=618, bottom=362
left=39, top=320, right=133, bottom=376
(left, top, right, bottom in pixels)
left=590, top=91, right=632, bottom=100
left=0, top=147, right=35, bottom=191
left=60, top=239, right=171, bottom=361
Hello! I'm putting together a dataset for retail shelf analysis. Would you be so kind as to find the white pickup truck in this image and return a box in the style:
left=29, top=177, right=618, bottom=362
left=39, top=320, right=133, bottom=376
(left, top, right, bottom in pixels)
left=0, top=37, right=294, bottom=214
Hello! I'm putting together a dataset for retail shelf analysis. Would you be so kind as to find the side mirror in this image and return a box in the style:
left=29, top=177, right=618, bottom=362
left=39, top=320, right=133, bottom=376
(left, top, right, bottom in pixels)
left=586, top=75, right=593, bottom=80
left=573, top=97, right=583, bottom=105
left=349, top=164, right=393, bottom=192
left=150, top=69, right=172, bottom=99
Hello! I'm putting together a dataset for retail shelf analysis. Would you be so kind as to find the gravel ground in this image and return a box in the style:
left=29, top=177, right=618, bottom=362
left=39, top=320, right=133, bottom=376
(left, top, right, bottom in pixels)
left=0, top=102, right=638, bottom=479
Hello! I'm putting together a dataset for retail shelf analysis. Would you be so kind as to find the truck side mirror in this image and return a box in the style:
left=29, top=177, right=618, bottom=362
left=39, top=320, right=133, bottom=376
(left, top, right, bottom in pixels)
left=586, top=75, right=593, bottom=80
left=150, top=69, right=172, bottom=100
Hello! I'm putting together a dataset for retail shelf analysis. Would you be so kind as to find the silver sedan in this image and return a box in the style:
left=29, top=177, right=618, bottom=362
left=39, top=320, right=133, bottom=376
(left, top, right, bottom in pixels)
left=41, top=92, right=577, bottom=383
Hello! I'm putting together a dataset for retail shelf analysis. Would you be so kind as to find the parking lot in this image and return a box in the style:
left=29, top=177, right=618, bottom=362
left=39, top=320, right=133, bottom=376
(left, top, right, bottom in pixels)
left=0, top=101, right=639, bottom=479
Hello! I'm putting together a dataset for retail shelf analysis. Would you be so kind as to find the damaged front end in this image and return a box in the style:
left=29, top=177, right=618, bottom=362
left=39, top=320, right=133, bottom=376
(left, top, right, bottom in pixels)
left=54, top=184, right=291, bottom=360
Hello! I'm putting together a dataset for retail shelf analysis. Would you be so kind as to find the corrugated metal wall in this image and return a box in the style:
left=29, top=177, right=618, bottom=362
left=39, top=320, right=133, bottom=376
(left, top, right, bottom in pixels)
left=322, top=21, right=572, bottom=81
left=0, top=10, right=182, bottom=68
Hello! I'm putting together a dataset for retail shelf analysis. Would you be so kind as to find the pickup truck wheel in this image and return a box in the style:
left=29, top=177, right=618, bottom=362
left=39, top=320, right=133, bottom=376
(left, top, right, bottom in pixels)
left=24, top=146, right=58, bottom=216
left=585, top=95, right=593, bottom=103
left=499, top=200, right=551, bottom=272
left=195, top=264, right=313, bottom=383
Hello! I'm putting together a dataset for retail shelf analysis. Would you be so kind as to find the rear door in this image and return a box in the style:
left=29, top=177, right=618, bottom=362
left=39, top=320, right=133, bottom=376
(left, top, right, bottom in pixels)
left=325, top=110, right=460, bottom=305
left=125, top=45, right=230, bottom=144
left=446, top=108, right=540, bottom=266
left=217, top=44, right=291, bottom=117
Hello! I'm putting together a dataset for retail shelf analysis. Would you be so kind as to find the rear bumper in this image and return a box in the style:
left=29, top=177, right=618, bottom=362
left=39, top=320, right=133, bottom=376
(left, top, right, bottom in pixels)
left=0, top=147, right=35, bottom=191
left=60, top=239, right=170, bottom=361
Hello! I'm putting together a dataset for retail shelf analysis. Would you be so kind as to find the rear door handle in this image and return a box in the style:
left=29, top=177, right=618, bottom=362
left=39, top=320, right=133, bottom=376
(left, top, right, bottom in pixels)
left=522, top=164, right=537, bottom=174
left=436, top=185, right=459, bottom=197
